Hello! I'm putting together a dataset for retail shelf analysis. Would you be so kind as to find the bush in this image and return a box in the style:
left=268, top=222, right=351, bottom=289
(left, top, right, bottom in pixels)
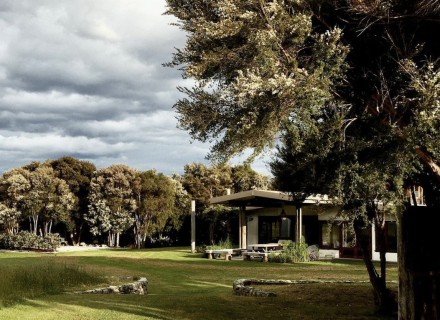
left=307, top=245, right=319, bottom=261
left=269, top=237, right=311, bottom=264
left=0, top=231, right=62, bottom=252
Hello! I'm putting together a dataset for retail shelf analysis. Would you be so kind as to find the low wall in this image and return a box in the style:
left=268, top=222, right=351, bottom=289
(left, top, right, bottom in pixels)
left=233, top=279, right=398, bottom=297
left=73, top=277, right=148, bottom=294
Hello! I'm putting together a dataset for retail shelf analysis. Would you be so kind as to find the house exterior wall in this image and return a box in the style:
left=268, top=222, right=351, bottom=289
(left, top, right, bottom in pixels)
left=245, top=205, right=398, bottom=262
left=246, top=207, right=285, bottom=246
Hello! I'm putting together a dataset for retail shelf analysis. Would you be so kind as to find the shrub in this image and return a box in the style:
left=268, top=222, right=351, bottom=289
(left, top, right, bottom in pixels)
left=308, top=245, right=319, bottom=261
left=267, top=252, right=279, bottom=262
left=269, top=237, right=311, bottom=264
left=205, top=236, right=233, bottom=250
left=0, top=231, right=61, bottom=252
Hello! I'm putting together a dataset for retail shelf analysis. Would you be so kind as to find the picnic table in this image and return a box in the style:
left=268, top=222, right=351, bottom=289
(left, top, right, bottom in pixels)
left=242, top=243, right=283, bottom=263
left=247, top=243, right=282, bottom=252
left=205, top=248, right=241, bottom=260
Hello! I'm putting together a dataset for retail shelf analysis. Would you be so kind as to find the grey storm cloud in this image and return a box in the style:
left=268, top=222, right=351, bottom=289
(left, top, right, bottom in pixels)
left=0, top=0, right=271, bottom=176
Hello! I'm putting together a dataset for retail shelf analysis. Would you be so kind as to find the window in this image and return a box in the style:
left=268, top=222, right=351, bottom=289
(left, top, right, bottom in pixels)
left=375, top=221, right=397, bottom=252
left=280, top=217, right=292, bottom=239
left=386, top=222, right=397, bottom=252
left=320, top=223, right=340, bottom=248
left=259, top=216, right=294, bottom=243
left=342, top=223, right=354, bottom=247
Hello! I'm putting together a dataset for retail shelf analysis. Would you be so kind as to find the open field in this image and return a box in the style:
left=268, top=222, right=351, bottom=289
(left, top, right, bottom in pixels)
left=0, top=248, right=398, bottom=319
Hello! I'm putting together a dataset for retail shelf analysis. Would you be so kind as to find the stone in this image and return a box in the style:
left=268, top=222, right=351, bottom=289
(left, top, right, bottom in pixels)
left=72, top=277, right=148, bottom=295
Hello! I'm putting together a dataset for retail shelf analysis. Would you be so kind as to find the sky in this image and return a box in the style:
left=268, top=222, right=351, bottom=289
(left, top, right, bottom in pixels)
left=0, top=0, right=271, bottom=176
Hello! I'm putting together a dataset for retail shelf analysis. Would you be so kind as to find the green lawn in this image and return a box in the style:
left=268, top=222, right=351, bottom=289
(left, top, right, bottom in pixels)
left=0, top=248, right=398, bottom=319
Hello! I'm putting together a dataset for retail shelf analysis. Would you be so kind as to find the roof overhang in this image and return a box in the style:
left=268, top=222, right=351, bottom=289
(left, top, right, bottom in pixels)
left=210, top=190, right=330, bottom=208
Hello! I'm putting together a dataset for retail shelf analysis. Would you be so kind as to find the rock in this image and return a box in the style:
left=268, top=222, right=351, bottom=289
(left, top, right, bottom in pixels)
left=72, top=277, right=148, bottom=295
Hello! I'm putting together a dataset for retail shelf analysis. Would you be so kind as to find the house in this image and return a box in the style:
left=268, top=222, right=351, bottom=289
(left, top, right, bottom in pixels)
left=209, top=190, right=416, bottom=262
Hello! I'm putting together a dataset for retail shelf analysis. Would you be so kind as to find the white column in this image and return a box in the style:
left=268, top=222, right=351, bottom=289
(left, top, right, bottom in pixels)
left=240, top=206, right=247, bottom=249
left=296, top=206, right=302, bottom=243
left=191, top=200, right=196, bottom=253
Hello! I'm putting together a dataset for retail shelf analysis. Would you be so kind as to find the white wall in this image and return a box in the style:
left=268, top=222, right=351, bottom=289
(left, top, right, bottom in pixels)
left=319, top=249, right=340, bottom=259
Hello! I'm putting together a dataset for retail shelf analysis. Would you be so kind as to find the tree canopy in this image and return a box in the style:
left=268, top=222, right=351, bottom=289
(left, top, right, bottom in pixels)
left=166, top=0, right=440, bottom=315
left=166, top=0, right=440, bottom=182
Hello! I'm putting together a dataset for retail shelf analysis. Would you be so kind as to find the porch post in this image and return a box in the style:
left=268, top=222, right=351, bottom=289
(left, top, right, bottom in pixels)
left=240, top=206, right=247, bottom=249
left=296, top=205, right=302, bottom=243
left=191, top=200, right=196, bottom=253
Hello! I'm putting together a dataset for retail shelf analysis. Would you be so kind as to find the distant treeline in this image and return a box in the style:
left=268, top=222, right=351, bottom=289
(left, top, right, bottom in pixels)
left=0, top=157, right=270, bottom=248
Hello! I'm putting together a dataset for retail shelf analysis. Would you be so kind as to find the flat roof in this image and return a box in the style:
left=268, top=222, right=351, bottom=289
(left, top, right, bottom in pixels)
left=210, top=190, right=330, bottom=207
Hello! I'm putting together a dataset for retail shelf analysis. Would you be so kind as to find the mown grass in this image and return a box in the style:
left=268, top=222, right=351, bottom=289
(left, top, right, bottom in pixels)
left=0, top=248, right=398, bottom=319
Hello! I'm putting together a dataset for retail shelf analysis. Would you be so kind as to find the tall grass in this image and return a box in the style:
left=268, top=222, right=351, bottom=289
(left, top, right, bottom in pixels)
left=205, top=236, right=234, bottom=250
left=0, top=258, right=104, bottom=306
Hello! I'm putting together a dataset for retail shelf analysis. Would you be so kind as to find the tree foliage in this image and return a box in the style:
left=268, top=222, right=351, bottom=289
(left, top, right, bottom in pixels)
left=0, top=163, right=75, bottom=237
left=133, top=170, right=189, bottom=248
left=86, top=164, right=137, bottom=247
left=166, top=0, right=440, bottom=181
left=166, top=0, right=440, bottom=314
left=51, top=156, right=96, bottom=245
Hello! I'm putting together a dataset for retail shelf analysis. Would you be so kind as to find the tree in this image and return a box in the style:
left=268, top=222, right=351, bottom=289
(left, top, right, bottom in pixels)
left=23, top=163, right=75, bottom=236
left=132, top=170, right=188, bottom=249
left=86, top=164, right=137, bottom=247
left=231, top=164, right=270, bottom=193
left=0, top=204, right=21, bottom=235
left=0, top=163, right=75, bottom=237
left=181, top=162, right=232, bottom=208
left=51, top=156, right=96, bottom=245
left=0, top=167, right=31, bottom=235
left=271, top=119, right=414, bottom=313
left=166, top=0, right=440, bottom=316
left=181, top=162, right=233, bottom=244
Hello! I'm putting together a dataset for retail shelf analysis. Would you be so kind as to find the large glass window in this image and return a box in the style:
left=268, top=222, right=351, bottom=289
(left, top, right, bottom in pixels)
left=332, top=225, right=340, bottom=248
left=280, top=217, right=291, bottom=239
left=259, top=216, right=293, bottom=243
left=320, top=223, right=340, bottom=248
left=387, top=222, right=397, bottom=251
left=342, top=224, right=354, bottom=247
left=375, top=221, right=397, bottom=252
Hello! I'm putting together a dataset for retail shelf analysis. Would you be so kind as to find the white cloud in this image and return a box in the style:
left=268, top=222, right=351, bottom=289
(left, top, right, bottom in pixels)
left=0, top=0, right=272, bottom=176
left=0, top=134, right=133, bottom=156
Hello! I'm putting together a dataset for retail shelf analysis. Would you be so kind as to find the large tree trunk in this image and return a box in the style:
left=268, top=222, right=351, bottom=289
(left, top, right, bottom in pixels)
left=398, top=205, right=440, bottom=320
left=32, top=215, right=38, bottom=235
left=77, top=221, right=83, bottom=245
left=48, top=220, right=52, bottom=234
left=398, top=205, right=415, bottom=320
left=69, top=227, right=77, bottom=246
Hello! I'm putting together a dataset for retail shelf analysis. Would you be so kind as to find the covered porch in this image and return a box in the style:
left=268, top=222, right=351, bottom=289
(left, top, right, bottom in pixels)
left=210, top=190, right=330, bottom=251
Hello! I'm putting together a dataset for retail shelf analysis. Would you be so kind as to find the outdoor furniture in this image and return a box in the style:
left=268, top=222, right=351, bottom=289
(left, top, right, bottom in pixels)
left=247, top=243, right=282, bottom=252
left=242, top=252, right=268, bottom=262
left=205, top=249, right=241, bottom=260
